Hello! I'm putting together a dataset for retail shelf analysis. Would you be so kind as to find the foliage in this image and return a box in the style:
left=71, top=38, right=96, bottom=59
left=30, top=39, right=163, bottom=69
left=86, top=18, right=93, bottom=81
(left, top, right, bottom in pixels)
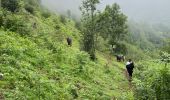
left=114, top=42, right=127, bottom=55
left=152, top=67, right=170, bottom=100
left=0, top=0, right=169, bottom=99
left=80, top=0, right=100, bottom=60
left=0, top=10, right=3, bottom=27
left=60, top=15, right=67, bottom=24
left=0, top=1, right=134, bottom=99
left=24, top=4, right=35, bottom=14
left=2, top=12, right=33, bottom=36
left=115, top=42, right=149, bottom=61
left=0, top=29, right=134, bottom=99
left=41, top=9, right=52, bottom=18
left=126, top=21, right=170, bottom=51
left=133, top=55, right=170, bottom=100
left=97, top=3, right=128, bottom=46
left=24, top=0, right=41, bottom=14
left=95, top=36, right=109, bottom=52
left=160, top=52, right=170, bottom=65
left=162, top=39, right=170, bottom=53
left=1, top=0, right=20, bottom=12
left=80, top=1, right=128, bottom=60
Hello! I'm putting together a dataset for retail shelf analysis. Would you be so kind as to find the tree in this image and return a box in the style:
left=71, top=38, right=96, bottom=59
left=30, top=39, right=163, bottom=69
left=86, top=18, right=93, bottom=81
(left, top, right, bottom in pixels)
left=1, top=0, right=20, bottom=12
left=24, top=0, right=41, bottom=14
left=80, top=0, right=100, bottom=60
left=97, top=3, right=128, bottom=47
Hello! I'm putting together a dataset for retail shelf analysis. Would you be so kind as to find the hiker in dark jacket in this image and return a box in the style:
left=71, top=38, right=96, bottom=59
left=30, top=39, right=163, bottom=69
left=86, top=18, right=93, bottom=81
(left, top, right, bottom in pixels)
left=116, top=55, right=125, bottom=62
left=126, top=59, right=134, bottom=78
left=66, top=37, right=72, bottom=46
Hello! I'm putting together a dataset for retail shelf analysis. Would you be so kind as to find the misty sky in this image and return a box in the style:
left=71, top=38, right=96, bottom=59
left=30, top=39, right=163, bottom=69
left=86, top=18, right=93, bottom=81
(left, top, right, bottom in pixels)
left=41, top=0, right=170, bottom=24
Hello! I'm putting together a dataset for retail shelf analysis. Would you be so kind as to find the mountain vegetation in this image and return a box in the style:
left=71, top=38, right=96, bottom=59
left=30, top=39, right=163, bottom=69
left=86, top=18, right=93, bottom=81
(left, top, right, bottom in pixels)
left=0, top=0, right=169, bottom=99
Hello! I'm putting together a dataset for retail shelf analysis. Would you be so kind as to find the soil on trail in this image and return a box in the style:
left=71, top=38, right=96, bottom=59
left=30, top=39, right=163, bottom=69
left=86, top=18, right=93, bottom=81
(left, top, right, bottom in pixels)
left=123, top=68, right=133, bottom=88
left=105, top=53, right=133, bottom=89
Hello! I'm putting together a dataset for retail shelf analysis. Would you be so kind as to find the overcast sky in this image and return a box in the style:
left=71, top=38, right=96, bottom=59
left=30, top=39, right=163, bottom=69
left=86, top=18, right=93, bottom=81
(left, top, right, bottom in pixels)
left=41, top=0, right=170, bottom=24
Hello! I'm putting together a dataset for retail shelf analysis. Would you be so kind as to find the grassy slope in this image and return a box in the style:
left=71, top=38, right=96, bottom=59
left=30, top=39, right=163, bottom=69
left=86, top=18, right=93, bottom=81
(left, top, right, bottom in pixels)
left=0, top=11, right=134, bottom=99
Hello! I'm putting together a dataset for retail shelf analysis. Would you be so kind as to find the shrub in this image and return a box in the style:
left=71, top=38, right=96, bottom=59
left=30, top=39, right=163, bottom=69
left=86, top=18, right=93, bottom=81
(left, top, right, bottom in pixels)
left=96, top=36, right=109, bottom=52
left=152, top=67, right=170, bottom=100
left=1, top=0, right=20, bottom=12
left=0, top=10, right=3, bottom=27
left=133, top=60, right=170, bottom=100
left=60, top=15, right=67, bottom=24
left=114, top=42, right=127, bottom=55
left=3, top=14, right=32, bottom=36
left=25, top=4, right=35, bottom=14
left=41, top=10, right=52, bottom=18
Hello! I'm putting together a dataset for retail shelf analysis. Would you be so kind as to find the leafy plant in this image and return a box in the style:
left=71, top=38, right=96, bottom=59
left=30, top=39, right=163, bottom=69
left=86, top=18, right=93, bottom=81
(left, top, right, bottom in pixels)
left=1, top=0, right=20, bottom=12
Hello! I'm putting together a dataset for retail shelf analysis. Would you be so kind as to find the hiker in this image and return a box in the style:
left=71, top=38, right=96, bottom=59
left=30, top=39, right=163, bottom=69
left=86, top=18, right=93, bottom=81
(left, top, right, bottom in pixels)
left=0, top=73, right=3, bottom=80
left=116, top=55, right=121, bottom=62
left=66, top=37, right=72, bottom=46
left=116, top=55, right=125, bottom=62
left=126, top=59, right=134, bottom=78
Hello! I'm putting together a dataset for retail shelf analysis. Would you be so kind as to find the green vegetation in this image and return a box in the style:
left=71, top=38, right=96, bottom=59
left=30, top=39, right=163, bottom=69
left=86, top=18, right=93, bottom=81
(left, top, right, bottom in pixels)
left=0, top=31, right=133, bottom=99
left=97, top=3, right=128, bottom=47
left=80, top=1, right=128, bottom=60
left=133, top=53, right=170, bottom=99
left=80, top=0, right=100, bottom=60
left=0, top=0, right=169, bottom=99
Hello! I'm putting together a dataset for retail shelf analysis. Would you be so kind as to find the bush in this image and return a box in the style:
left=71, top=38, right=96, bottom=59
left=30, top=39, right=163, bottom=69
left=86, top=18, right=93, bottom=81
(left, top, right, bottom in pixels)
left=133, top=60, right=170, bottom=100
left=152, top=67, right=170, bottom=99
left=3, top=14, right=32, bottom=36
left=125, top=43, right=149, bottom=61
left=114, top=42, right=127, bottom=55
left=0, top=10, right=3, bottom=27
left=1, top=0, right=20, bottom=12
left=96, top=36, right=109, bottom=52
left=25, top=4, right=35, bottom=14
left=60, top=15, right=67, bottom=24
left=24, top=0, right=41, bottom=15
left=41, top=11, right=52, bottom=18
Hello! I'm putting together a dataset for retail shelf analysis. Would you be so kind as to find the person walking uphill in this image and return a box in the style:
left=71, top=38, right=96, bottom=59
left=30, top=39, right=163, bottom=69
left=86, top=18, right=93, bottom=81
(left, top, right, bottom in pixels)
left=126, top=59, right=134, bottom=80
left=66, top=37, right=72, bottom=46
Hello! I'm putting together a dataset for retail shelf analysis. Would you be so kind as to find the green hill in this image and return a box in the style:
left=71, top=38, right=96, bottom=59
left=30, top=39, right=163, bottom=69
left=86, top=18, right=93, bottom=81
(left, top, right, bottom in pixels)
left=0, top=0, right=169, bottom=100
left=0, top=1, right=134, bottom=99
left=0, top=30, right=133, bottom=99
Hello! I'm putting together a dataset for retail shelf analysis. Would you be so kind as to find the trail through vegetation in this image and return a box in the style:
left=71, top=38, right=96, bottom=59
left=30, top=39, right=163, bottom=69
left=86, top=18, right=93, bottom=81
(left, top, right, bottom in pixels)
left=0, top=0, right=169, bottom=99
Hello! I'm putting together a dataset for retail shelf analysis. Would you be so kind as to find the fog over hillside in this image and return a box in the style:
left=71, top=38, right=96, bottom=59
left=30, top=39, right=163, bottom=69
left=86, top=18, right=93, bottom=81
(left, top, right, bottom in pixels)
left=41, top=0, right=170, bottom=24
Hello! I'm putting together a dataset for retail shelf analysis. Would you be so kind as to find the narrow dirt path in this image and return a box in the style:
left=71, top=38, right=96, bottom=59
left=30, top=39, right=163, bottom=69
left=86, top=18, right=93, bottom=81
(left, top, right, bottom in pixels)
left=105, top=53, right=133, bottom=89
left=123, top=68, right=133, bottom=89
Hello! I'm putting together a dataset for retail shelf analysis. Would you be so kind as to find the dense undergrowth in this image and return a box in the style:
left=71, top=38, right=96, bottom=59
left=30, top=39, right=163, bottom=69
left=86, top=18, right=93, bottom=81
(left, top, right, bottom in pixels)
left=133, top=60, right=170, bottom=100
left=0, top=29, right=133, bottom=99
left=0, top=4, right=134, bottom=99
left=0, top=0, right=170, bottom=99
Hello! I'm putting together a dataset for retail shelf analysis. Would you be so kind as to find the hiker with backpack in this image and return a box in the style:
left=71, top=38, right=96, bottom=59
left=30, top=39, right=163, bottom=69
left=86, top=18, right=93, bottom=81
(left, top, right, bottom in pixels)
left=126, top=59, right=134, bottom=80
left=66, top=37, right=72, bottom=46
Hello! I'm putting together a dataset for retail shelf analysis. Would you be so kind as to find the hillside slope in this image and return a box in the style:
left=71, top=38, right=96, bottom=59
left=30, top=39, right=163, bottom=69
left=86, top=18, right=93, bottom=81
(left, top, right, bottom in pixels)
left=0, top=8, right=134, bottom=100
left=0, top=31, right=133, bottom=100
